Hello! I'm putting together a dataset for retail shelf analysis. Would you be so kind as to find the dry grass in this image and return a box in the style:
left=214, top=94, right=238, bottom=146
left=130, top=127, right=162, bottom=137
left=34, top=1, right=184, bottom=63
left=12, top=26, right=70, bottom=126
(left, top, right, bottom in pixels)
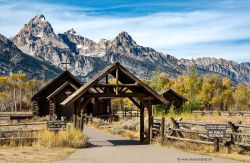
left=0, top=147, right=75, bottom=163
left=164, top=112, right=250, bottom=124
left=37, top=125, right=87, bottom=148
left=161, top=139, right=250, bottom=162
left=0, top=124, right=87, bottom=148
left=0, top=123, right=86, bottom=163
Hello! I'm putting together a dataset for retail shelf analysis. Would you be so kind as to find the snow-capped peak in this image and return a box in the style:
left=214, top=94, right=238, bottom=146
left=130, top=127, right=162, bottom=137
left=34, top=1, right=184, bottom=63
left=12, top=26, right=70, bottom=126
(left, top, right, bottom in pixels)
left=66, top=28, right=79, bottom=36
left=32, top=15, right=47, bottom=23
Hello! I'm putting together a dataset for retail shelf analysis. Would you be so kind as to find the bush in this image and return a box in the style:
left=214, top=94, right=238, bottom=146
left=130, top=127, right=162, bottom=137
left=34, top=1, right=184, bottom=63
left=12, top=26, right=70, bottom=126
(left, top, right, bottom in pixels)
left=111, top=118, right=140, bottom=134
left=154, top=104, right=166, bottom=116
left=110, top=123, right=123, bottom=135
left=182, top=98, right=202, bottom=113
left=91, top=118, right=109, bottom=127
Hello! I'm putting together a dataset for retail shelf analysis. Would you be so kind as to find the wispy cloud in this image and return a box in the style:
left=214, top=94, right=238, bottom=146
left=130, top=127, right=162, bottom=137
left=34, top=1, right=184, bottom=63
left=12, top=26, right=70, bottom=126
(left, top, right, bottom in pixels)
left=0, top=0, right=250, bottom=62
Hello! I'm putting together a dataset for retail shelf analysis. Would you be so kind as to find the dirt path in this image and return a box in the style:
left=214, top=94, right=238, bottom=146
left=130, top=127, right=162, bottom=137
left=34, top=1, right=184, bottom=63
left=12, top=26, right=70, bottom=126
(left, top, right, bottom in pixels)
left=55, top=127, right=243, bottom=163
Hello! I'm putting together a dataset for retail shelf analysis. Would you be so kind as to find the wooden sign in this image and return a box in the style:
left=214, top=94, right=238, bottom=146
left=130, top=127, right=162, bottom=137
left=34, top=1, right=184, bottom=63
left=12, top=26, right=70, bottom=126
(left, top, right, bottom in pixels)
left=207, top=130, right=226, bottom=138
left=206, top=124, right=227, bottom=130
left=206, top=124, right=227, bottom=138
left=47, top=120, right=66, bottom=131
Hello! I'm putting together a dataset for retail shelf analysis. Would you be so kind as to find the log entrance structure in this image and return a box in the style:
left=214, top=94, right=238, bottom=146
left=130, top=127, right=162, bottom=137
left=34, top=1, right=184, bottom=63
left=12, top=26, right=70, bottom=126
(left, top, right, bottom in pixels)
left=61, top=62, right=169, bottom=143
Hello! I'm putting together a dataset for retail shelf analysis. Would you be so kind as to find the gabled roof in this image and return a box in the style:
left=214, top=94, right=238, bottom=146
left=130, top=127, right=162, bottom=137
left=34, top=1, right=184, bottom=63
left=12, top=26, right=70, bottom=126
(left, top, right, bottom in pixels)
left=61, top=62, right=169, bottom=106
left=32, top=70, right=82, bottom=100
left=47, top=81, right=78, bottom=100
left=160, top=88, right=188, bottom=101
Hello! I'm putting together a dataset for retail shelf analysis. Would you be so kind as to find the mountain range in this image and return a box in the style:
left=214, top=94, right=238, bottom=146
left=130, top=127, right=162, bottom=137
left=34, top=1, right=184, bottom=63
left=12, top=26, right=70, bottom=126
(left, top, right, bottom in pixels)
left=0, top=15, right=250, bottom=83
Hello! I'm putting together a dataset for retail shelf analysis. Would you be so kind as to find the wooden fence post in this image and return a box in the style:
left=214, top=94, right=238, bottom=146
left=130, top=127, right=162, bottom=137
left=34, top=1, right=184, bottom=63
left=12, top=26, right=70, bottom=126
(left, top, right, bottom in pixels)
left=170, top=117, right=183, bottom=138
left=160, top=117, right=165, bottom=144
left=214, top=138, right=220, bottom=152
left=149, top=115, right=153, bottom=143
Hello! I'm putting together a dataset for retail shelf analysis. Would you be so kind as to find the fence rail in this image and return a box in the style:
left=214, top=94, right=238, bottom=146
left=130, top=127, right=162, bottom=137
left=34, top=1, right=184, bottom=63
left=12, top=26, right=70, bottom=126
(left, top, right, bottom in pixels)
left=193, top=111, right=250, bottom=116
left=0, top=112, right=33, bottom=121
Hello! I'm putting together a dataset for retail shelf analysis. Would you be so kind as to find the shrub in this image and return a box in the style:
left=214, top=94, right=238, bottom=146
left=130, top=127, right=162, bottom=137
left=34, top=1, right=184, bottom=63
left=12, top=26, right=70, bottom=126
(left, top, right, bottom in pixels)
left=110, top=124, right=123, bottom=135
left=111, top=118, right=140, bottom=133
left=91, top=118, right=109, bottom=127
left=182, top=98, right=202, bottom=113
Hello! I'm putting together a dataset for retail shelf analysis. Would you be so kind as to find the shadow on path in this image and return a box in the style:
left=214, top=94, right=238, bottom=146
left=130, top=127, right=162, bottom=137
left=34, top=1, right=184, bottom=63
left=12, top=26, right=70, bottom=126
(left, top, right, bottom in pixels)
left=107, top=139, right=141, bottom=146
left=84, top=127, right=141, bottom=147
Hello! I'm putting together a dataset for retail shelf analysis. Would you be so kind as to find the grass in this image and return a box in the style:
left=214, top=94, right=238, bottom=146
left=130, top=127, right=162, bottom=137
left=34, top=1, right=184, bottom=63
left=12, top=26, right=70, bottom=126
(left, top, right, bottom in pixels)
left=0, top=147, right=75, bottom=163
left=0, top=123, right=86, bottom=162
left=37, top=125, right=87, bottom=148
left=163, top=112, right=250, bottom=123
left=161, top=139, right=250, bottom=162
left=0, top=124, right=87, bottom=148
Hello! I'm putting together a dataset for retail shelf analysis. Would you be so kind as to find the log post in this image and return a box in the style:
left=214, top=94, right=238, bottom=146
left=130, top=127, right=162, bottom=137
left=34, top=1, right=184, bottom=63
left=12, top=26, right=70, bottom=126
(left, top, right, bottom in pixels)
left=147, top=100, right=152, bottom=144
left=214, top=138, right=220, bottom=152
left=73, top=105, right=77, bottom=128
left=32, top=99, right=39, bottom=116
left=140, top=103, right=145, bottom=143
left=80, top=107, right=84, bottom=130
left=116, top=68, right=119, bottom=95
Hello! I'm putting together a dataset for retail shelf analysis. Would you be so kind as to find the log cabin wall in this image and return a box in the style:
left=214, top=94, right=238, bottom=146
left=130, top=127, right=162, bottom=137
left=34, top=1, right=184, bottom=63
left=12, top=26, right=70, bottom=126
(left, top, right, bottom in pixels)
left=31, top=70, right=83, bottom=119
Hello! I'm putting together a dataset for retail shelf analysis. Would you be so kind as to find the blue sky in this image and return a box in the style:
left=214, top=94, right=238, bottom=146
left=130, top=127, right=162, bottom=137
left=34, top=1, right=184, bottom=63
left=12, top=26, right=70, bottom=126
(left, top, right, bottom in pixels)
left=0, top=0, right=250, bottom=62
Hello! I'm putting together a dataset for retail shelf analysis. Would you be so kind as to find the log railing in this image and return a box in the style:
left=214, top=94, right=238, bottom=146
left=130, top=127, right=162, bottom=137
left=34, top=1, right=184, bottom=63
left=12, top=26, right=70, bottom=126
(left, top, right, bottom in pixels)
left=151, top=117, right=250, bottom=152
left=193, top=111, right=250, bottom=116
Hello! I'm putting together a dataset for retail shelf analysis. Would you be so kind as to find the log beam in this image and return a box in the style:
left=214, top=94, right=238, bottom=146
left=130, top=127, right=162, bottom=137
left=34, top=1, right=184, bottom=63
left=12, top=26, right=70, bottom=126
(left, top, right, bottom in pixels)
left=85, top=93, right=152, bottom=98
left=116, top=68, right=119, bottom=95
left=128, top=97, right=140, bottom=109
left=140, top=102, right=145, bottom=143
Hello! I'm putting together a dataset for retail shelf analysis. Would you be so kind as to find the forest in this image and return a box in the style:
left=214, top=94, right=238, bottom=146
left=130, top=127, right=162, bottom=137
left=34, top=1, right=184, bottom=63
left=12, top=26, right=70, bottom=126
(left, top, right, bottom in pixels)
left=0, top=66, right=249, bottom=112
left=0, top=73, right=42, bottom=112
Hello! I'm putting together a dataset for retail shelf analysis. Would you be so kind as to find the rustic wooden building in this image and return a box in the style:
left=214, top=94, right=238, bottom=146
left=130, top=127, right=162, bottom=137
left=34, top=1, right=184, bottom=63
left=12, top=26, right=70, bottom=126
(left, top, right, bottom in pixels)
left=160, top=88, right=187, bottom=112
left=61, top=62, right=169, bottom=143
left=31, top=70, right=83, bottom=120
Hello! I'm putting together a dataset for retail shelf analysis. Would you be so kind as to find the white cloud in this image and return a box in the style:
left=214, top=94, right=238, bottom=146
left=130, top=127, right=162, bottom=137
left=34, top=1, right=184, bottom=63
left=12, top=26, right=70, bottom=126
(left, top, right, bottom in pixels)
left=0, top=1, right=250, bottom=62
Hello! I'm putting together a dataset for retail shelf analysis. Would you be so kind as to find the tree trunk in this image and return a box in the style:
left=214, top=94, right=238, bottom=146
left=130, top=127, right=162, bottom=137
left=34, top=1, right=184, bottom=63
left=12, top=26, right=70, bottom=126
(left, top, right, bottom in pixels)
left=19, top=87, right=22, bottom=111
left=13, top=86, right=17, bottom=112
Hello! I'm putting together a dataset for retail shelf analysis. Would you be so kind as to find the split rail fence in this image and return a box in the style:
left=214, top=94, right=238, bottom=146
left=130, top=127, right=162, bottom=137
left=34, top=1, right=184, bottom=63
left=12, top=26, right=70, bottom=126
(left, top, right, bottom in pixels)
left=151, top=117, right=250, bottom=151
left=193, top=111, right=250, bottom=116
left=0, top=122, right=48, bottom=143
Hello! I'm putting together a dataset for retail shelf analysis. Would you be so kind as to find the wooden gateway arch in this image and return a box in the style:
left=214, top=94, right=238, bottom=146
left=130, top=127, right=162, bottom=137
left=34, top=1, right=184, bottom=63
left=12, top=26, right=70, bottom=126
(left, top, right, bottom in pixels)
left=61, top=62, right=169, bottom=143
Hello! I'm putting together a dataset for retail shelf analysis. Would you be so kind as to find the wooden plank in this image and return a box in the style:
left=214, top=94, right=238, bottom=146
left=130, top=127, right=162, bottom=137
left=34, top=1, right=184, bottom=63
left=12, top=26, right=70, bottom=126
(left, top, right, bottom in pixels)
left=0, top=137, right=39, bottom=140
left=0, top=129, right=41, bottom=133
left=116, top=68, right=119, bottom=95
left=85, top=93, right=151, bottom=98
left=0, top=122, right=47, bottom=127
left=95, top=84, right=139, bottom=87
left=164, top=135, right=214, bottom=145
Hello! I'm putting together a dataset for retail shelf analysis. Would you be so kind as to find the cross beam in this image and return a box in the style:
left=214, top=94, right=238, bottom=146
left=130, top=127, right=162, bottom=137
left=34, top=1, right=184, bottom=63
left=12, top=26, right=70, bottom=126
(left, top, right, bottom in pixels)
left=61, top=58, right=71, bottom=70
left=84, top=93, right=153, bottom=98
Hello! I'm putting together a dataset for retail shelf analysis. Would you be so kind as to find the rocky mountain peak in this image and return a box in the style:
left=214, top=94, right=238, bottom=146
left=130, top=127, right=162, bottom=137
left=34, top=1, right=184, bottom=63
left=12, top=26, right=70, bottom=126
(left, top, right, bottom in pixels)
left=31, top=15, right=46, bottom=22
left=114, top=31, right=137, bottom=47
left=12, top=14, right=58, bottom=54
left=65, top=28, right=79, bottom=36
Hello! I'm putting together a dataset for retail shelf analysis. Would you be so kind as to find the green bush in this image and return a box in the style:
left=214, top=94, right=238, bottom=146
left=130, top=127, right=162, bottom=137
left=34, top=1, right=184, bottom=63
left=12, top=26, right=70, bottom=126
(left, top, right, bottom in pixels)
left=182, top=98, right=202, bottom=113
